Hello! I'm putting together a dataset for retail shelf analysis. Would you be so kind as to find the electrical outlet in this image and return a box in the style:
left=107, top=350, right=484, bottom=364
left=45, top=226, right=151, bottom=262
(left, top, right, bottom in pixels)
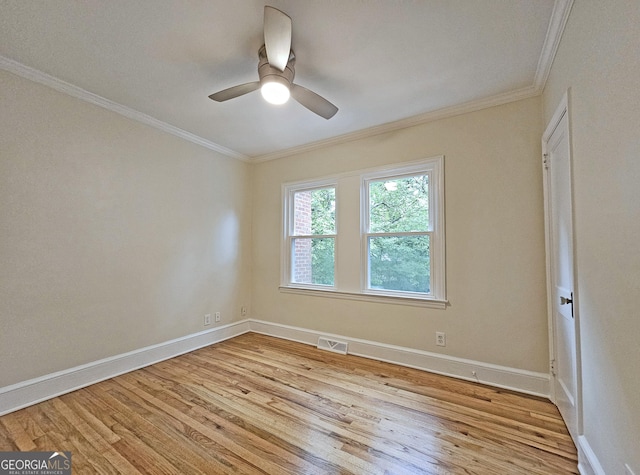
left=625, top=464, right=636, bottom=475
left=204, top=314, right=211, bottom=326
left=436, top=331, right=446, bottom=347
left=215, top=312, right=221, bottom=322
left=241, top=306, right=247, bottom=316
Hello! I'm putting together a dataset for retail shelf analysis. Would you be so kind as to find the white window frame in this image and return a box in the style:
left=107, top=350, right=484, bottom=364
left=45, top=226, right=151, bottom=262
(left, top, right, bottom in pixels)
left=281, top=178, right=337, bottom=290
left=361, top=158, right=445, bottom=301
left=280, top=156, right=446, bottom=308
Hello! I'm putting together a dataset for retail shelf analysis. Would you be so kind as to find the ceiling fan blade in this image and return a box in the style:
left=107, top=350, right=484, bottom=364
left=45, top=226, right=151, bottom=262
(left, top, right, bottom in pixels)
left=291, top=84, right=338, bottom=119
left=208, top=82, right=260, bottom=102
left=264, top=6, right=291, bottom=72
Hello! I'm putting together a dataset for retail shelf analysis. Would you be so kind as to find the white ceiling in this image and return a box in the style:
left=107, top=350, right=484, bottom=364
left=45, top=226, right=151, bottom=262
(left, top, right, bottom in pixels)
left=0, top=1, right=567, bottom=161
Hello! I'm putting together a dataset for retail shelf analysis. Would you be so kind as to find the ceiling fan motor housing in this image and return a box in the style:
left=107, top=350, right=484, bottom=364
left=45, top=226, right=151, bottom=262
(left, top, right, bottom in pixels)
left=258, top=45, right=295, bottom=88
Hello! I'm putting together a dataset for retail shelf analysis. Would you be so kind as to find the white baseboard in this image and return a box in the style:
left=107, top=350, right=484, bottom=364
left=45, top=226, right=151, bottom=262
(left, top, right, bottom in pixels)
left=0, top=318, right=551, bottom=416
left=0, top=320, right=250, bottom=416
left=247, top=319, right=550, bottom=398
left=578, top=435, right=605, bottom=475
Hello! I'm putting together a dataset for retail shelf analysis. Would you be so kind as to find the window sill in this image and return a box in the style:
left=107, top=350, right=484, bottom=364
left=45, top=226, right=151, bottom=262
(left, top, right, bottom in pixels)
left=278, top=286, right=448, bottom=309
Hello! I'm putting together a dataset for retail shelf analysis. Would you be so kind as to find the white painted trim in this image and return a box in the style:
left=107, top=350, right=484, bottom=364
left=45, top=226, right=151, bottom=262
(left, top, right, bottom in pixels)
left=541, top=101, right=562, bottom=406
left=251, top=86, right=539, bottom=163
left=0, top=321, right=250, bottom=416
left=247, top=319, right=550, bottom=397
left=577, top=435, right=605, bottom=475
left=0, top=55, right=249, bottom=162
left=280, top=177, right=339, bottom=289
left=279, top=286, right=447, bottom=309
left=542, top=91, right=569, bottom=142
left=542, top=90, right=584, bottom=445
left=360, top=157, right=446, bottom=301
left=534, top=0, right=575, bottom=92
left=280, top=156, right=447, bottom=305
left=542, top=91, right=570, bottom=403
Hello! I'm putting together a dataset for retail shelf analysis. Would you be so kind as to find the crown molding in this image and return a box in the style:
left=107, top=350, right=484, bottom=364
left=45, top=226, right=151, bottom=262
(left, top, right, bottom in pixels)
left=534, top=0, right=575, bottom=92
left=251, top=85, right=539, bottom=163
left=0, top=55, right=250, bottom=162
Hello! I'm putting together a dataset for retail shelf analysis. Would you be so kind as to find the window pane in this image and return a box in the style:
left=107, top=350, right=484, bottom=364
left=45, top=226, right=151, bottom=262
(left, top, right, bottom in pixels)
left=369, top=175, right=428, bottom=232
left=293, top=187, right=335, bottom=235
left=368, top=235, right=430, bottom=293
left=292, top=237, right=335, bottom=285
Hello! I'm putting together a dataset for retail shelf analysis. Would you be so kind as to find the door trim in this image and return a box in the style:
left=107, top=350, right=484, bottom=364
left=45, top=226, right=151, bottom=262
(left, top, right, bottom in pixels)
left=542, top=90, right=583, bottom=441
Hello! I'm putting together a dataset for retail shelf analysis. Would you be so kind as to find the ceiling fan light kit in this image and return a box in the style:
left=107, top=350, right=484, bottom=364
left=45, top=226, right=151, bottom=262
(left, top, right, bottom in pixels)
left=261, top=81, right=290, bottom=104
left=258, top=45, right=294, bottom=105
left=209, top=6, right=338, bottom=119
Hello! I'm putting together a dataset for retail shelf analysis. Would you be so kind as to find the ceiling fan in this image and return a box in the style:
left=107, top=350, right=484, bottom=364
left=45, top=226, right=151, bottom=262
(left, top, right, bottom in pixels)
left=208, top=6, right=338, bottom=120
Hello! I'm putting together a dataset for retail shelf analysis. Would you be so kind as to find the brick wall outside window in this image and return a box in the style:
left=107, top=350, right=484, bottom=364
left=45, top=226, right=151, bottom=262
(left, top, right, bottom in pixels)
left=293, top=191, right=312, bottom=283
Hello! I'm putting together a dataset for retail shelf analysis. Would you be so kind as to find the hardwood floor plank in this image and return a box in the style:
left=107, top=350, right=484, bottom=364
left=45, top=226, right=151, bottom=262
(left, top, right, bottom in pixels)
left=0, top=333, right=578, bottom=474
left=163, top=357, right=413, bottom=474
left=1, top=412, right=37, bottom=451
left=222, top=337, right=564, bottom=436
left=0, top=417, right=19, bottom=451
left=112, top=377, right=290, bottom=475
left=90, top=382, right=238, bottom=475
left=109, top=423, right=184, bottom=475
left=129, top=368, right=334, bottom=475
left=222, top=337, right=575, bottom=442
left=192, top=344, right=574, bottom=474
left=36, top=428, right=99, bottom=475
left=194, top=344, right=564, bottom=462
left=64, top=394, right=122, bottom=446
left=173, top=353, right=445, bottom=471
left=174, top=376, right=377, bottom=474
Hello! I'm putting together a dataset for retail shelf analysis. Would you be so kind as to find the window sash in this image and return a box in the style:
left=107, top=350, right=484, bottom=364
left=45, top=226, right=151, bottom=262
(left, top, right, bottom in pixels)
left=283, top=180, right=338, bottom=290
left=290, top=186, right=336, bottom=237
left=364, top=231, right=433, bottom=296
left=290, top=236, right=336, bottom=287
left=364, top=171, right=434, bottom=235
left=366, top=173, right=431, bottom=234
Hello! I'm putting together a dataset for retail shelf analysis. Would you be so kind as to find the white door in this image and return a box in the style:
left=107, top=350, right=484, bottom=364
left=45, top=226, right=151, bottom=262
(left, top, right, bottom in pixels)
left=542, top=94, right=580, bottom=443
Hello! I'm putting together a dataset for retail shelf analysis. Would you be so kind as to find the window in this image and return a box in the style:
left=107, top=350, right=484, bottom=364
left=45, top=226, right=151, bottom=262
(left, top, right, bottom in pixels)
left=364, top=172, right=432, bottom=297
left=284, top=183, right=336, bottom=288
left=282, top=157, right=445, bottom=306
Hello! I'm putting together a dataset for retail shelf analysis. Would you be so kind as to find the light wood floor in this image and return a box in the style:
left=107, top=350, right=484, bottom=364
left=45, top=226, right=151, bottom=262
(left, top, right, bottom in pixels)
left=0, top=333, right=578, bottom=474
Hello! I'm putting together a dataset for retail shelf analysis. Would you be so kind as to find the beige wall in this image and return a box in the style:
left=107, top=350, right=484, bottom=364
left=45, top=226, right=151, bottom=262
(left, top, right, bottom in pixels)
left=0, top=70, right=252, bottom=387
left=543, top=1, right=640, bottom=473
left=252, top=97, right=549, bottom=373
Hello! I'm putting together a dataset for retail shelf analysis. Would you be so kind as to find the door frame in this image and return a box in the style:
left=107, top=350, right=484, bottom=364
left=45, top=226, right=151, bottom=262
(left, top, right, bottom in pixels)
left=541, top=90, right=582, bottom=441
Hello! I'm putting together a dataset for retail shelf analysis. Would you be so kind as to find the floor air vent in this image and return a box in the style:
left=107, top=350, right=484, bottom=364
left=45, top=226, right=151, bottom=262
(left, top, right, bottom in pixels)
left=317, top=337, right=348, bottom=355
